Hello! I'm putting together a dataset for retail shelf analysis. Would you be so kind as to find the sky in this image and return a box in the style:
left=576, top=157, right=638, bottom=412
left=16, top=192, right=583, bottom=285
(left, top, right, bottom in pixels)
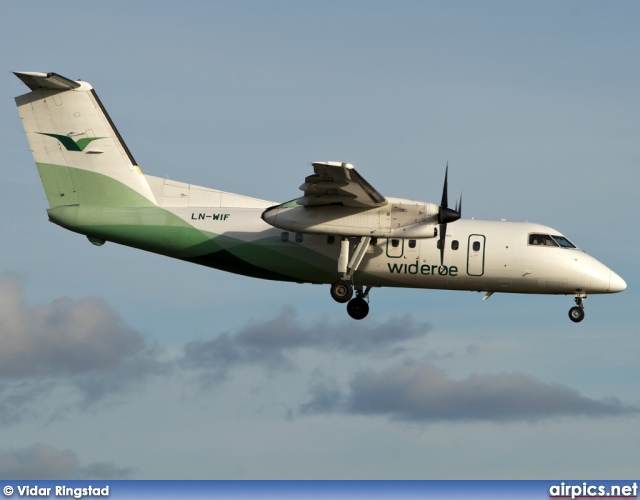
left=1, top=0, right=639, bottom=479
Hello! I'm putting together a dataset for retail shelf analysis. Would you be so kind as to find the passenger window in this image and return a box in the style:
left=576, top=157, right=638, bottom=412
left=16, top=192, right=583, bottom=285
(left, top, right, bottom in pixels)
left=281, top=232, right=289, bottom=242
left=437, top=239, right=443, bottom=250
left=408, top=239, right=416, bottom=249
left=295, top=233, right=303, bottom=243
left=473, top=241, right=481, bottom=252
left=391, top=239, right=400, bottom=248
left=452, top=240, right=459, bottom=250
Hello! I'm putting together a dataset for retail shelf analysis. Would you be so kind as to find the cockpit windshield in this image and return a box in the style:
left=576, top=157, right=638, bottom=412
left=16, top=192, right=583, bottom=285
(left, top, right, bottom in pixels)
left=551, top=235, right=577, bottom=248
left=528, top=233, right=577, bottom=248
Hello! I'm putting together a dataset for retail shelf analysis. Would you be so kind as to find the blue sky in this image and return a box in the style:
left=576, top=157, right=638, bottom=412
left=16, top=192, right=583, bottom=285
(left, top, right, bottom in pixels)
left=1, top=1, right=639, bottom=479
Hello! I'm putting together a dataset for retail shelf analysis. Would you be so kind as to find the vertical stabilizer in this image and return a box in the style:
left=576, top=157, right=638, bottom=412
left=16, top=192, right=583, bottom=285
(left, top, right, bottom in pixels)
left=14, top=72, right=157, bottom=208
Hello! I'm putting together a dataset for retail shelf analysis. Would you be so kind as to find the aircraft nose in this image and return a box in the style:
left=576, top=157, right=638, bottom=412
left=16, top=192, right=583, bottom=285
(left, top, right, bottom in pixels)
left=609, top=270, right=627, bottom=293
left=586, top=257, right=626, bottom=294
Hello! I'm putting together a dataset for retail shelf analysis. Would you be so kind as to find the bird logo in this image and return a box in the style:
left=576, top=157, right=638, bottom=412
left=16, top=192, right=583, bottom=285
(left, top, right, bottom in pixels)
left=37, top=132, right=106, bottom=152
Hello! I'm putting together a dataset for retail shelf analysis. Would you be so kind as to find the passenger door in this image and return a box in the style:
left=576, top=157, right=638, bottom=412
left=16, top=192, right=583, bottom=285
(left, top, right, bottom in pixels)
left=386, top=238, right=404, bottom=258
left=467, top=234, right=486, bottom=276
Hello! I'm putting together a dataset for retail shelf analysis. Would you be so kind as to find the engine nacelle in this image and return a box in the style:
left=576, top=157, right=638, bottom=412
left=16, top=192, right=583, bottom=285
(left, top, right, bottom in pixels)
left=262, top=198, right=439, bottom=238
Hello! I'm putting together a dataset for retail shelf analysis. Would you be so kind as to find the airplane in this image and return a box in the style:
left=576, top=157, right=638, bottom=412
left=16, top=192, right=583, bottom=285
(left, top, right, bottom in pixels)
left=13, top=71, right=626, bottom=322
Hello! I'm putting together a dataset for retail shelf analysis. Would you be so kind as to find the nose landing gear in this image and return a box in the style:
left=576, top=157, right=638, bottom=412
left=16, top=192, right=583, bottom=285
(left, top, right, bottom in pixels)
left=568, top=293, right=586, bottom=323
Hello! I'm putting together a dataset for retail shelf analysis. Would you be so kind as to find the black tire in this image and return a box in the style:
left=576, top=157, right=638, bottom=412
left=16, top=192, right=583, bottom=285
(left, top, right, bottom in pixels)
left=330, top=280, right=353, bottom=303
left=347, top=297, right=369, bottom=320
left=568, top=306, right=585, bottom=323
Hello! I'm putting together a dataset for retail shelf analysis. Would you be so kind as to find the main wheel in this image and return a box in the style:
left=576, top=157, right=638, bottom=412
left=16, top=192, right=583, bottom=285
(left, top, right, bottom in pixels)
left=347, top=297, right=369, bottom=320
left=568, top=306, right=585, bottom=323
left=330, top=280, right=353, bottom=303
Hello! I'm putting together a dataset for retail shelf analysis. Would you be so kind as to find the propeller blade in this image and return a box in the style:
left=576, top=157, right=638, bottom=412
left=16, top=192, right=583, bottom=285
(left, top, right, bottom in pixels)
left=439, top=223, right=447, bottom=266
left=436, top=165, right=462, bottom=266
left=440, top=163, right=449, bottom=209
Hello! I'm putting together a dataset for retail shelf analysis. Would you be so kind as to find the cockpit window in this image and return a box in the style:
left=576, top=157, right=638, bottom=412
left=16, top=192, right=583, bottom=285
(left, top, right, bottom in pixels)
left=551, top=235, right=577, bottom=248
left=528, top=233, right=558, bottom=247
left=528, top=233, right=578, bottom=248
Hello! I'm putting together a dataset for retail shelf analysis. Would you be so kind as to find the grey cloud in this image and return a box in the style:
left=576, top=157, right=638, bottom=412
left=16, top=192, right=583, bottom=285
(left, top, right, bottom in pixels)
left=0, top=278, right=144, bottom=377
left=181, top=306, right=430, bottom=386
left=301, top=359, right=639, bottom=422
left=299, top=369, right=342, bottom=415
left=0, top=443, right=134, bottom=479
left=232, top=306, right=430, bottom=353
left=0, top=382, right=53, bottom=426
left=0, top=278, right=167, bottom=420
left=71, top=348, right=168, bottom=408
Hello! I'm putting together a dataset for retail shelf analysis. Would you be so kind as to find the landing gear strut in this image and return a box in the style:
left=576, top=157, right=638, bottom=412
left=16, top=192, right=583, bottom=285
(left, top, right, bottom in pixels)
left=568, top=293, right=586, bottom=323
left=330, top=236, right=373, bottom=319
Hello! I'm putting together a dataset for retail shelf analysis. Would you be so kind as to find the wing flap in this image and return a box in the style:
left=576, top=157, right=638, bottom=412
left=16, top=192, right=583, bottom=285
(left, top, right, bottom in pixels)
left=297, top=162, right=387, bottom=208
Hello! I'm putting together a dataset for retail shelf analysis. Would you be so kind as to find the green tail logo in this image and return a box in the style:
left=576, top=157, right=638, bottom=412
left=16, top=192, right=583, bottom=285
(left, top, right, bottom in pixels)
left=37, top=132, right=106, bottom=152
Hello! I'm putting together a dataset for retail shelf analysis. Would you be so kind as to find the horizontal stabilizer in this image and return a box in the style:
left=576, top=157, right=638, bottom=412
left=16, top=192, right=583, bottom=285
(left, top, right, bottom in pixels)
left=14, top=72, right=82, bottom=91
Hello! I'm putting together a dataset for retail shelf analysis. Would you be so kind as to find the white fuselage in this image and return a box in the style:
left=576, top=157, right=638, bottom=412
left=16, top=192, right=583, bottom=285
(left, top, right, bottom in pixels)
left=170, top=202, right=625, bottom=296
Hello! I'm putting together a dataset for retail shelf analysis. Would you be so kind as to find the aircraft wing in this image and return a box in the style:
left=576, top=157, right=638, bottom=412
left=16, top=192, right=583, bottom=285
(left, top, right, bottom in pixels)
left=297, top=162, right=388, bottom=208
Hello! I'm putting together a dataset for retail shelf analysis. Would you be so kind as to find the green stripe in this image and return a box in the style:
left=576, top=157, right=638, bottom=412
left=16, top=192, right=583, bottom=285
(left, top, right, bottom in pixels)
left=38, top=164, right=392, bottom=286
left=36, top=163, right=156, bottom=208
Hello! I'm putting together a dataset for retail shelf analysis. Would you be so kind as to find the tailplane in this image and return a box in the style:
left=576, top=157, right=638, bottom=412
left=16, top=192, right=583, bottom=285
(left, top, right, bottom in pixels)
left=14, top=72, right=156, bottom=208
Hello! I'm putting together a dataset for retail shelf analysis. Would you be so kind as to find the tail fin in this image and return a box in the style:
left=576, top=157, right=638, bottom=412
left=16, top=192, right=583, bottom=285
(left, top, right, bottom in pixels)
left=14, top=72, right=156, bottom=208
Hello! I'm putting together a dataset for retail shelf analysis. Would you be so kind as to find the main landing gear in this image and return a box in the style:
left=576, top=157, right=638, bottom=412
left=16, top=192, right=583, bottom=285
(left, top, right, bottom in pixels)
left=330, top=280, right=353, bottom=303
left=347, top=289, right=370, bottom=320
left=330, top=279, right=371, bottom=320
left=330, top=236, right=373, bottom=320
left=568, top=293, right=586, bottom=323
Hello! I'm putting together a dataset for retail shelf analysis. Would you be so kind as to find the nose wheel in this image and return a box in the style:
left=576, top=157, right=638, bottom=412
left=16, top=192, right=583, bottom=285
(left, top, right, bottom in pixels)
left=568, top=294, right=586, bottom=323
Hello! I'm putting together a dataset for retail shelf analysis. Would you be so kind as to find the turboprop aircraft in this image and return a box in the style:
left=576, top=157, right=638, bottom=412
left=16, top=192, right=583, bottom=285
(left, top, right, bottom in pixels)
left=13, top=71, right=626, bottom=322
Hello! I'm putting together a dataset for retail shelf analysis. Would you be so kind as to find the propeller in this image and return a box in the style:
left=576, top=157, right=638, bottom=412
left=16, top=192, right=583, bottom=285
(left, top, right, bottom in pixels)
left=437, top=164, right=462, bottom=266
